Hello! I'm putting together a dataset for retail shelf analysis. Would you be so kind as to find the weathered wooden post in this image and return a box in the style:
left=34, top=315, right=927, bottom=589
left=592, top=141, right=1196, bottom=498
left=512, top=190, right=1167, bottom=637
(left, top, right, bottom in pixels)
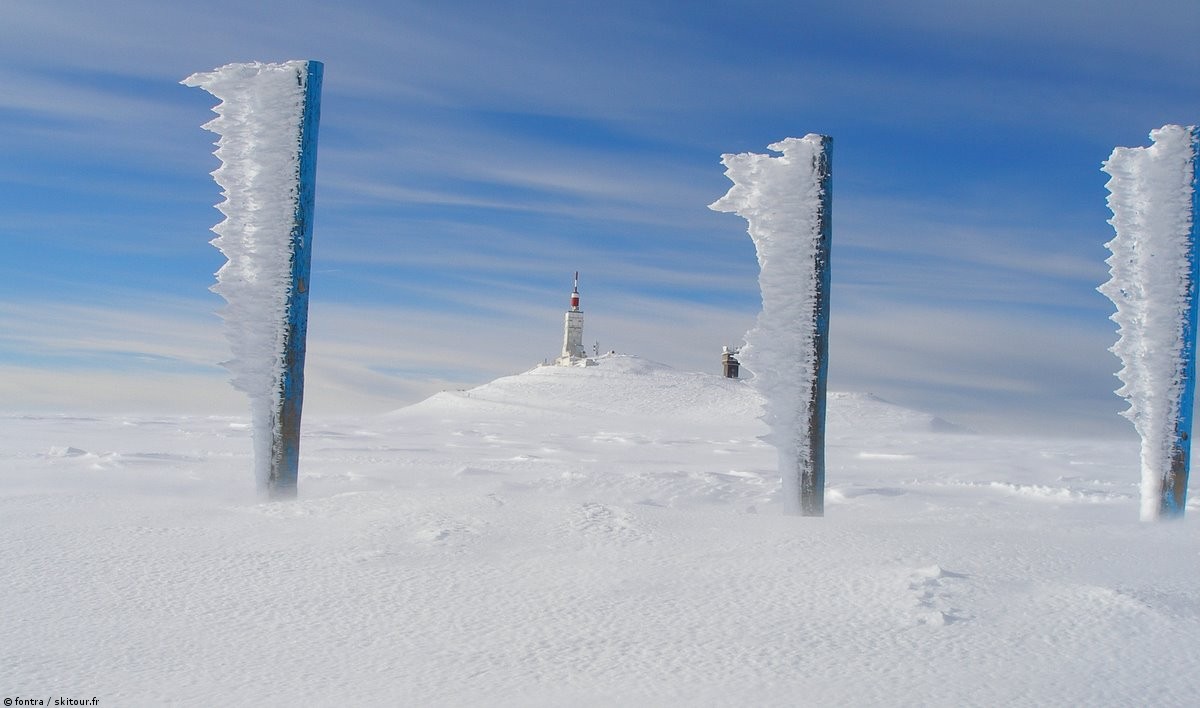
left=272, top=61, right=322, bottom=499
left=710, top=135, right=833, bottom=516
left=1100, top=124, right=1198, bottom=520
left=1163, top=127, right=1199, bottom=517
left=807, top=137, right=833, bottom=517
left=184, top=60, right=323, bottom=499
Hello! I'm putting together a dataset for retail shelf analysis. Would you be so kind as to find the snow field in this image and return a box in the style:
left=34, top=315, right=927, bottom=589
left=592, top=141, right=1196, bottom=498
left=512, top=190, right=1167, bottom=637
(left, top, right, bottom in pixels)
left=2, top=356, right=1198, bottom=705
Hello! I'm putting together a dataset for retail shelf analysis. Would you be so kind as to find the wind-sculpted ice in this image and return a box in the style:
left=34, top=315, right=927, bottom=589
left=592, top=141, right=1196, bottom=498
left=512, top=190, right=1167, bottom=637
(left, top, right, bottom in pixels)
left=1099, top=124, right=1198, bottom=520
left=182, top=61, right=311, bottom=489
left=710, top=135, right=831, bottom=514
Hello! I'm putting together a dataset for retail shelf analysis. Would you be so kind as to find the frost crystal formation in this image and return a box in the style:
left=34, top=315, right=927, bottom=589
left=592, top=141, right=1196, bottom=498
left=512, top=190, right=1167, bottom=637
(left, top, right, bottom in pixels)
left=183, top=61, right=310, bottom=488
left=709, top=135, right=829, bottom=513
left=1099, top=124, right=1198, bottom=520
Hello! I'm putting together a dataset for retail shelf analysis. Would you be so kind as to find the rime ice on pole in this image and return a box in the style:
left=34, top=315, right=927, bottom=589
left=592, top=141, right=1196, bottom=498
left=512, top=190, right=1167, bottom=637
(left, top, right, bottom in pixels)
left=710, top=135, right=832, bottom=515
left=183, top=61, right=318, bottom=493
left=1099, top=124, right=1199, bottom=520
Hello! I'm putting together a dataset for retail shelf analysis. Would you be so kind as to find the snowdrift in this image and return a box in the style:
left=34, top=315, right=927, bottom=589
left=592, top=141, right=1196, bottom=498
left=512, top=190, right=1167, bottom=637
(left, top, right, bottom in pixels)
left=403, top=354, right=954, bottom=435
left=3, top=356, right=1197, bottom=706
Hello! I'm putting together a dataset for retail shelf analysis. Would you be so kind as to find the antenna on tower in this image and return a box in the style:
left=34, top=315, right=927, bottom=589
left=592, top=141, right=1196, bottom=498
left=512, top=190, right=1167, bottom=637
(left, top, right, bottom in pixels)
left=558, top=270, right=588, bottom=365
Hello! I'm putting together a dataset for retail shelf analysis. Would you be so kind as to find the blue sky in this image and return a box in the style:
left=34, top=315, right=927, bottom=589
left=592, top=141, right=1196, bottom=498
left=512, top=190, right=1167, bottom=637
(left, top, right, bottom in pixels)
left=2, top=0, right=1197, bottom=435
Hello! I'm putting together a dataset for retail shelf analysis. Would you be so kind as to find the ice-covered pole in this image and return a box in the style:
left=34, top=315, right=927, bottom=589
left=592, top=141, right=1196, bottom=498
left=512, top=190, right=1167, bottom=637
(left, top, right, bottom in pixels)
left=1099, top=124, right=1198, bottom=520
left=710, top=135, right=833, bottom=516
left=183, top=60, right=323, bottom=499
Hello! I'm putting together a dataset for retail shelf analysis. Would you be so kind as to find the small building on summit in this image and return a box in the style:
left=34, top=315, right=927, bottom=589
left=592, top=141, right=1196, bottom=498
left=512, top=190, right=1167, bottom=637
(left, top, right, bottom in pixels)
left=722, top=346, right=740, bottom=378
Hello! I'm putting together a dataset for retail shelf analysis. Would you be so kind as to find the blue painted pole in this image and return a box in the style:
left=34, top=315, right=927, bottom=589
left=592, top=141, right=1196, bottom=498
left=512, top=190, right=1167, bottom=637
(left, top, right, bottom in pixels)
left=802, top=136, right=832, bottom=517
left=269, top=60, right=323, bottom=499
left=1164, top=127, right=1200, bottom=517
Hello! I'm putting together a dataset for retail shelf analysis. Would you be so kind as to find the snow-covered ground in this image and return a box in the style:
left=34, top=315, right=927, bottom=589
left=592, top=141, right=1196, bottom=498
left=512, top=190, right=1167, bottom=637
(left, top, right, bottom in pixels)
left=3, top=354, right=1198, bottom=706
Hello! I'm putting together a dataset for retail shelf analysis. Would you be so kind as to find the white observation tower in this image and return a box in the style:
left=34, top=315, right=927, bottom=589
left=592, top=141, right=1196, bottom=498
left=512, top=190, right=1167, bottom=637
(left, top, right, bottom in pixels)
left=557, top=272, right=588, bottom=366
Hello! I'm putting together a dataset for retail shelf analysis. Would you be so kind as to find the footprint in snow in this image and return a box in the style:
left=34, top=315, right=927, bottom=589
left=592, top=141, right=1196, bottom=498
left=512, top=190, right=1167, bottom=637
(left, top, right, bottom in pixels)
left=411, top=514, right=482, bottom=545
left=906, top=564, right=970, bottom=627
left=569, top=502, right=648, bottom=545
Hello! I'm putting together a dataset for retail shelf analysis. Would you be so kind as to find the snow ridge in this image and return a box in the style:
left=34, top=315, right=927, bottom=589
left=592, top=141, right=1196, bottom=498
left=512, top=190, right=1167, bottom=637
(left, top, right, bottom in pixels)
left=182, top=61, right=310, bottom=487
left=709, top=136, right=828, bottom=513
left=1099, top=124, right=1198, bottom=520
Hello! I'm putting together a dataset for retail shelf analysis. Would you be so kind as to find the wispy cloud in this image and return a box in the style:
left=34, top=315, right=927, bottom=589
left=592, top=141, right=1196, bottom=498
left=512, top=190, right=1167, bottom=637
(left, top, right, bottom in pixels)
left=1, top=0, right=1194, bottom=436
